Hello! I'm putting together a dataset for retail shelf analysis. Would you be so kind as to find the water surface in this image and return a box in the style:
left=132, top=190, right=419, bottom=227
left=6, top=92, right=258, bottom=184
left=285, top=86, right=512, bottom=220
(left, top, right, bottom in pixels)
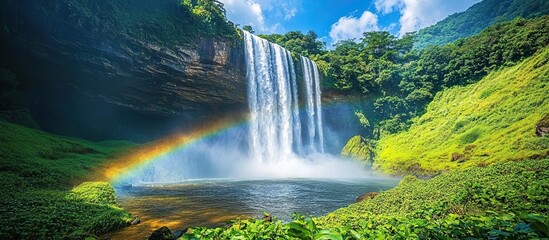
left=106, top=178, right=399, bottom=239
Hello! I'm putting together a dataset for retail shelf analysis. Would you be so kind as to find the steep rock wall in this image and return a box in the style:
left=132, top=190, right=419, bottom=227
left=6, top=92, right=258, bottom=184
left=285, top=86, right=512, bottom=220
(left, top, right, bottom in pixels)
left=0, top=0, right=247, bottom=141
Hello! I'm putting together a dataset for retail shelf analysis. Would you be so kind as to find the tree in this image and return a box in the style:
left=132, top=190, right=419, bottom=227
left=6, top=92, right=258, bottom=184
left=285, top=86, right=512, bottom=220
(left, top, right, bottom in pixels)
left=258, top=31, right=325, bottom=57
left=242, top=25, right=255, bottom=34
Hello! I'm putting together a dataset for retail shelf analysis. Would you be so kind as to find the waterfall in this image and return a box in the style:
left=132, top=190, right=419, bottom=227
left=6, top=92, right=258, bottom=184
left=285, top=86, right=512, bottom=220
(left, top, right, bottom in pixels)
left=312, top=59, right=324, bottom=153
left=243, top=31, right=324, bottom=163
left=300, top=56, right=324, bottom=153
left=114, top=33, right=363, bottom=184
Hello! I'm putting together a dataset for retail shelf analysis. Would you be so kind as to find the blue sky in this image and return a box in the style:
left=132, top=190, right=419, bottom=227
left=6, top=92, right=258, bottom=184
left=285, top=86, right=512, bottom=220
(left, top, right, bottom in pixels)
left=220, top=0, right=481, bottom=47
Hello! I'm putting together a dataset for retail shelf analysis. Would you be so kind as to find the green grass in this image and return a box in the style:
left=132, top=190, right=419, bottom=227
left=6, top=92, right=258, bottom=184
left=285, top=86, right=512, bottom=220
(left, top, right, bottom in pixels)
left=374, top=47, right=549, bottom=175
left=319, top=159, right=548, bottom=225
left=0, top=121, right=136, bottom=239
left=180, top=159, right=549, bottom=239
left=0, top=121, right=135, bottom=188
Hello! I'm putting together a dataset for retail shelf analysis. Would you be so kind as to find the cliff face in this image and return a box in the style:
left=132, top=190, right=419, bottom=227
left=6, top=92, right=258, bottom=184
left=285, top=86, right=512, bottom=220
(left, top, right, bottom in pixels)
left=0, top=0, right=247, bottom=141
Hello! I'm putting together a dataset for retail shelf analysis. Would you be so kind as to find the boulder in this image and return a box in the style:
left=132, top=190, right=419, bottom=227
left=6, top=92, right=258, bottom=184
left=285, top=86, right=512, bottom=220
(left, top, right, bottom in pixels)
left=262, top=213, right=273, bottom=222
left=130, top=217, right=141, bottom=225
left=148, top=226, right=176, bottom=240
left=172, top=228, right=188, bottom=238
left=355, top=192, right=379, bottom=202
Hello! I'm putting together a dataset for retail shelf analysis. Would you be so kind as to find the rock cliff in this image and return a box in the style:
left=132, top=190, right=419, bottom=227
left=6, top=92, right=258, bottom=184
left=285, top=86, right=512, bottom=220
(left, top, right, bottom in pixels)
left=0, top=0, right=247, bottom=141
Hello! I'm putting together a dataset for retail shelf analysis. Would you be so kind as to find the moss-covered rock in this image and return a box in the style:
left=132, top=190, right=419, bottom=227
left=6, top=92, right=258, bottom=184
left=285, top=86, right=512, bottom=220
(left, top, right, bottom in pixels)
left=70, top=182, right=118, bottom=206
left=341, top=135, right=374, bottom=164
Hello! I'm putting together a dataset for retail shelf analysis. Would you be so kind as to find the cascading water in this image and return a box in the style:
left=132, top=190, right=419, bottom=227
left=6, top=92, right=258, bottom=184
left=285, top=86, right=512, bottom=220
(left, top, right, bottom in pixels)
left=117, top=32, right=367, bottom=184
left=243, top=31, right=324, bottom=162
left=300, top=56, right=324, bottom=153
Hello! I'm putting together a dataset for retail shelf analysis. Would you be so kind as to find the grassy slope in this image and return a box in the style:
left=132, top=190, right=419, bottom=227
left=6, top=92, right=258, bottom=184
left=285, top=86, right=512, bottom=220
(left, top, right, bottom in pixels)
left=375, top=47, right=549, bottom=175
left=315, top=158, right=549, bottom=238
left=0, top=121, right=137, bottom=239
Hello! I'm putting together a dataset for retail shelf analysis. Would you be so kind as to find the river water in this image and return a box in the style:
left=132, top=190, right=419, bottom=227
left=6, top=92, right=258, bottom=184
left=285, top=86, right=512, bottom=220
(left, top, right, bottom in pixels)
left=105, top=178, right=399, bottom=239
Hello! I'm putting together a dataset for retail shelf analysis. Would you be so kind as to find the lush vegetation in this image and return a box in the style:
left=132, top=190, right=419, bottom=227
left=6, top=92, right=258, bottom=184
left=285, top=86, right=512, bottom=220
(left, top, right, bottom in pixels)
left=0, top=1, right=547, bottom=239
left=258, top=31, right=326, bottom=57
left=2, top=0, right=239, bottom=47
left=0, top=121, right=136, bottom=239
left=325, top=16, right=549, bottom=136
left=414, top=0, right=549, bottom=48
left=373, top=47, right=549, bottom=175
left=180, top=159, right=549, bottom=239
left=180, top=0, right=238, bottom=40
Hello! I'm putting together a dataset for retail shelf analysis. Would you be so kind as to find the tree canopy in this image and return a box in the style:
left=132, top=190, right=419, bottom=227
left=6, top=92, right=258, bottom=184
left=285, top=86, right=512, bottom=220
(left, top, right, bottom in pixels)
left=258, top=31, right=326, bottom=57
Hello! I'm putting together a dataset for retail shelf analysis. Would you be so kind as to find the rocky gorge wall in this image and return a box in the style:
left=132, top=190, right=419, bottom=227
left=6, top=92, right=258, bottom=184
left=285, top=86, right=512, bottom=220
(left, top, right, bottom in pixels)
left=0, top=0, right=247, bottom=141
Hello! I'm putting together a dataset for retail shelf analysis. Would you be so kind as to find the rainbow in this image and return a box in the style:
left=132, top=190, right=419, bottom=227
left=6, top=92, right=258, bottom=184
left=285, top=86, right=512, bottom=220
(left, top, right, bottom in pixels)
left=103, top=113, right=249, bottom=183
left=101, top=97, right=359, bottom=183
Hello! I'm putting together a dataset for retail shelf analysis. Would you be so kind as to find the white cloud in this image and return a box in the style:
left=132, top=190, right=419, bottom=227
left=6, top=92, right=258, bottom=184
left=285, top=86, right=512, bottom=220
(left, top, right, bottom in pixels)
left=220, top=0, right=300, bottom=33
left=220, top=0, right=266, bottom=31
left=284, top=7, right=298, bottom=20
left=374, top=0, right=481, bottom=36
left=374, top=0, right=401, bottom=15
left=329, top=11, right=380, bottom=44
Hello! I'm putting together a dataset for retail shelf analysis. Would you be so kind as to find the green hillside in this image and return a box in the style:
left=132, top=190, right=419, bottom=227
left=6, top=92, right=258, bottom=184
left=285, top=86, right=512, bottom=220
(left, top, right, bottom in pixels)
left=414, top=0, right=549, bottom=48
left=0, top=121, right=137, bottom=239
left=317, top=158, right=549, bottom=238
left=375, top=47, right=549, bottom=175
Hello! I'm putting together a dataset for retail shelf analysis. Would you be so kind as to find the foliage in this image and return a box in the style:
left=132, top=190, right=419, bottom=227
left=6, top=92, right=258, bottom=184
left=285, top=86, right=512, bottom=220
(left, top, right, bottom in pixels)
left=259, top=31, right=326, bottom=57
left=325, top=16, right=549, bottom=137
left=183, top=213, right=548, bottom=239
left=414, top=0, right=549, bottom=48
left=180, top=0, right=237, bottom=39
left=354, top=111, right=370, bottom=128
left=3, top=0, right=239, bottom=48
left=0, top=121, right=136, bottom=239
left=0, top=182, right=133, bottom=239
left=375, top=47, right=549, bottom=174
left=242, top=25, right=255, bottom=34
left=181, top=159, right=549, bottom=239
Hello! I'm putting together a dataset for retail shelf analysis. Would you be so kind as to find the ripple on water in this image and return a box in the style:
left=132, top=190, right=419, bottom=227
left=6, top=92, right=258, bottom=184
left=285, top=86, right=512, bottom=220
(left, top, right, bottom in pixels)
left=105, top=178, right=399, bottom=239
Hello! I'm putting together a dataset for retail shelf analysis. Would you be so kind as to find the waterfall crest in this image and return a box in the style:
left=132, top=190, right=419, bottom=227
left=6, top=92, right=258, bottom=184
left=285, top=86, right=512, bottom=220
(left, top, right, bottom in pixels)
left=244, top=31, right=324, bottom=162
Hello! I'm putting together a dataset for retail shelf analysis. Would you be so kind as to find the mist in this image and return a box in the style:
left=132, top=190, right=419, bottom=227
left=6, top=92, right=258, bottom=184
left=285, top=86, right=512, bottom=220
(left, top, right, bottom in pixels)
left=115, top=123, right=375, bottom=186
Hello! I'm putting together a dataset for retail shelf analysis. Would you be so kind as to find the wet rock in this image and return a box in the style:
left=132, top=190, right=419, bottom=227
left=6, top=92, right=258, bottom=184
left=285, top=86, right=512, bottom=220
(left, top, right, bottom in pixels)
left=148, top=226, right=175, bottom=240
left=262, top=214, right=273, bottom=222
left=172, top=228, right=188, bottom=238
left=130, top=217, right=141, bottom=225
left=356, top=192, right=379, bottom=202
